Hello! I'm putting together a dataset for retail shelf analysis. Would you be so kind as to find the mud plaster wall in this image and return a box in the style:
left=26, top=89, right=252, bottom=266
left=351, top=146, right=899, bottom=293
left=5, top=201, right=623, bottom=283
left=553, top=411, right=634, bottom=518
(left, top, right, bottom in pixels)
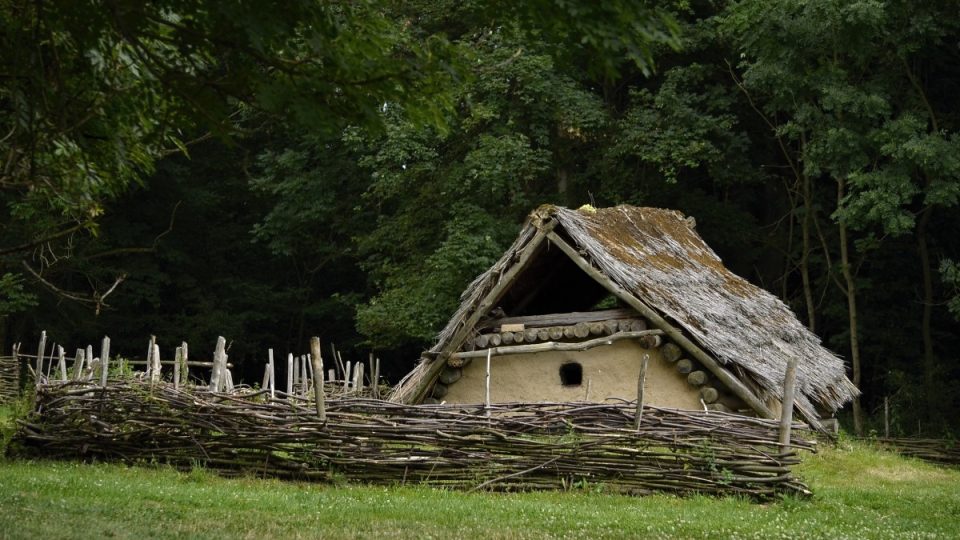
left=443, top=339, right=702, bottom=410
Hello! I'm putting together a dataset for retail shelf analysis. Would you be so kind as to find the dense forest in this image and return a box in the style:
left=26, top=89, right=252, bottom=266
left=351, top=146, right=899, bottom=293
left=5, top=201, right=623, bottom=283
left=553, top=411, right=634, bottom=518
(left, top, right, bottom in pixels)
left=2, top=0, right=958, bottom=435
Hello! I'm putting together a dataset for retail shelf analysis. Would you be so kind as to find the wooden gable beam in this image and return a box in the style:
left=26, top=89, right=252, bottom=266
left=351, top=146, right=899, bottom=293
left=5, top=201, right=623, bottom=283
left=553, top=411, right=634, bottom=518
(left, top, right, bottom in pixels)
left=544, top=230, right=775, bottom=419
left=408, top=220, right=557, bottom=403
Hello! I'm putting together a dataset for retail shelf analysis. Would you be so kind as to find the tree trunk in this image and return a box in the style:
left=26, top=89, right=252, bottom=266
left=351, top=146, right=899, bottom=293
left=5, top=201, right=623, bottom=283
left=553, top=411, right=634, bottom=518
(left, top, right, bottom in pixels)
left=801, top=171, right=816, bottom=332
left=557, top=167, right=568, bottom=196
left=838, top=177, right=864, bottom=436
left=917, top=207, right=937, bottom=427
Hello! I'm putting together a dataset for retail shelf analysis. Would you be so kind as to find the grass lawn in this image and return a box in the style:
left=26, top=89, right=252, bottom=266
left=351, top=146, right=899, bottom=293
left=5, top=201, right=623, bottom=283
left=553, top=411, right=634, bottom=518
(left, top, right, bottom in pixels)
left=1, top=409, right=958, bottom=539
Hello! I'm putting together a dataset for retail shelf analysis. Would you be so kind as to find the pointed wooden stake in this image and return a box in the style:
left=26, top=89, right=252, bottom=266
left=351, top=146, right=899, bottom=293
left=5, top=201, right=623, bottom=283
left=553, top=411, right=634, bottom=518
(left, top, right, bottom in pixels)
left=310, top=337, right=325, bottom=422
left=634, top=353, right=649, bottom=430
left=778, top=357, right=799, bottom=451
left=100, top=336, right=111, bottom=387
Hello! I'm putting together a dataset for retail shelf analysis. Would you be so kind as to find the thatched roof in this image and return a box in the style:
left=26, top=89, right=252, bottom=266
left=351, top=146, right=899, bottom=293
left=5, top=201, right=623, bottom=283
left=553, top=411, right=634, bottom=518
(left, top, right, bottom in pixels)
left=392, top=204, right=858, bottom=421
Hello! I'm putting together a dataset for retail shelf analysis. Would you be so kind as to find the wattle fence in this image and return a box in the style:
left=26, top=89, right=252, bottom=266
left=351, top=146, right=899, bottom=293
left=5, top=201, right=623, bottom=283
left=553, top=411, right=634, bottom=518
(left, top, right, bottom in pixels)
left=14, top=379, right=814, bottom=498
left=5, top=332, right=818, bottom=498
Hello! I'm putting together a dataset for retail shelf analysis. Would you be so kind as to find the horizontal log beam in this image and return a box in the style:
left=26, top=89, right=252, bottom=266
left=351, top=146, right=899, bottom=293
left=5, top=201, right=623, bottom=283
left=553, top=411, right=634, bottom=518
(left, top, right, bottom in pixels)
left=480, top=308, right=640, bottom=329
left=452, top=330, right=664, bottom=360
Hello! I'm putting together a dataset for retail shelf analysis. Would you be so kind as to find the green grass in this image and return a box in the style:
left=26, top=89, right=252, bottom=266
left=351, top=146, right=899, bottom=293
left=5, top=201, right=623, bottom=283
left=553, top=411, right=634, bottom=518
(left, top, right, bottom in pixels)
left=1, top=407, right=958, bottom=539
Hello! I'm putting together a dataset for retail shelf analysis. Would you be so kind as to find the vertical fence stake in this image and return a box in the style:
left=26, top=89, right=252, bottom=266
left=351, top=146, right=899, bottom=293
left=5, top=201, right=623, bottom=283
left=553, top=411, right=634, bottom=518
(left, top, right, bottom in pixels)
left=100, top=336, right=110, bottom=388
left=286, top=353, right=294, bottom=398
left=180, top=342, right=189, bottom=387
left=86, top=345, right=94, bottom=380
left=634, top=353, right=649, bottom=430
left=310, top=337, right=325, bottom=422
left=151, top=343, right=161, bottom=384
left=174, top=346, right=182, bottom=390
left=146, top=336, right=156, bottom=379
left=373, top=357, right=380, bottom=399
left=35, top=331, right=47, bottom=385
left=332, top=345, right=344, bottom=379
left=354, top=362, right=364, bottom=394
left=484, top=348, right=492, bottom=417
left=300, top=355, right=308, bottom=397
left=367, top=353, right=374, bottom=386
left=293, top=355, right=300, bottom=393
left=73, top=349, right=85, bottom=381
left=268, top=349, right=275, bottom=400
left=778, top=356, right=799, bottom=452
left=305, top=354, right=314, bottom=388
left=210, top=337, right=226, bottom=392
left=46, top=343, right=57, bottom=380
left=58, top=347, right=67, bottom=382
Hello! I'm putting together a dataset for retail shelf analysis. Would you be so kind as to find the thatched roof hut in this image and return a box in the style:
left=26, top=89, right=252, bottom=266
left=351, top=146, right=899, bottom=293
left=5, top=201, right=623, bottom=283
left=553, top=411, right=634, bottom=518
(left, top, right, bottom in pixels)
left=391, top=204, right=858, bottom=425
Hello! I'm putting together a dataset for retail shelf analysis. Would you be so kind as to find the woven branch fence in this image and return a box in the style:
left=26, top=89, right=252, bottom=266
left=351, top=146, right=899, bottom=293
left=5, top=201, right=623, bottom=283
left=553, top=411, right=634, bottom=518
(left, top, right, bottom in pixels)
left=869, top=438, right=960, bottom=468
left=14, top=380, right=813, bottom=498
left=0, top=355, right=21, bottom=405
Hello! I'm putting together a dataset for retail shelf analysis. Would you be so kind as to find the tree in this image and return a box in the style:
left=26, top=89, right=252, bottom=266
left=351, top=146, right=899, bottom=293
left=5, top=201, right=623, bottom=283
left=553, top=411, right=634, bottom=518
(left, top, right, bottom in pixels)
left=722, top=0, right=960, bottom=433
left=0, top=0, right=463, bottom=327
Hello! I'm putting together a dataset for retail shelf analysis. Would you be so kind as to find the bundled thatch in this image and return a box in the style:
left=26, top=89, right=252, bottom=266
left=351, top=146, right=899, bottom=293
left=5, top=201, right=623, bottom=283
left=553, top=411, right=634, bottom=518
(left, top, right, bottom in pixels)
left=392, top=205, right=857, bottom=423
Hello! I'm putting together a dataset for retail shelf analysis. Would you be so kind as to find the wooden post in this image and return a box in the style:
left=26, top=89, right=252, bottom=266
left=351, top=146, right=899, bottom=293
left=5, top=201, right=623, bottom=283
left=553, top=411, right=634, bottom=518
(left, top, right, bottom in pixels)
left=373, top=357, right=381, bottom=399
left=367, top=353, right=375, bottom=386
left=86, top=345, right=94, bottom=380
left=261, top=363, right=270, bottom=390
left=634, top=353, right=649, bottom=430
left=354, top=362, right=364, bottom=394
left=292, top=355, right=300, bottom=392
left=146, top=336, right=156, bottom=379
left=305, top=354, right=314, bottom=386
left=268, top=348, right=275, bottom=399
left=46, top=343, right=57, bottom=380
left=58, top=346, right=67, bottom=382
left=884, top=396, right=890, bottom=438
left=151, top=343, right=161, bottom=383
left=300, top=355, right=308, bottom=396
left=286, top=353, right=294, bottom=397
left=330, top=343, right=343, bottom=379
left=344, top=361, right=352, bottom=392
left=310, top=337, right=325, bottom=422
left=484, top=348, right=492, bottom=417
left=73, top=349, right=85, bottom=381
left=46, top=343, right=56, bottom=380
left=210, top=336, right=226, bottom=392
left=35, top=331, right=47, bottom=384
left=306, top=354, right=314, bottom=396
left=180, top=341, right=189, bottom=386
left=778, top=356, right=799, bottom=451
left=100, top=336, right=110, bottom=387
left=173, top=346, right=182, bottom=390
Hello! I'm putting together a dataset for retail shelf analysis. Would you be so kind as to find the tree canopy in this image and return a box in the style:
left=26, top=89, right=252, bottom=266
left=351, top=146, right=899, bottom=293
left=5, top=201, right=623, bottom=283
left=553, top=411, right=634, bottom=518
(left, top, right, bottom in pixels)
left=2, top=0, right=958, bottom=434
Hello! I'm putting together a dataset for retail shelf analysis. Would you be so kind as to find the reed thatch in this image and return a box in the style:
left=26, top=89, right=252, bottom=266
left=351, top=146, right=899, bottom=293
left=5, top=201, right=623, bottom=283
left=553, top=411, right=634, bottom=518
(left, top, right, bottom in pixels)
left=392, top=204, right=858, bottom=423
